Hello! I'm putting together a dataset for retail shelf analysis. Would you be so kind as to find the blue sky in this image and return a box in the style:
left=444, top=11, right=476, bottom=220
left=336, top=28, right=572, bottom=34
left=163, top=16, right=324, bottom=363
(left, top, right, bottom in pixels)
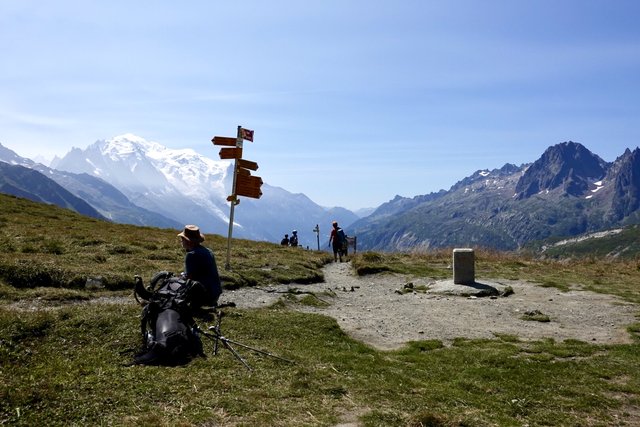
left=1, top=1, right=639, bottom=211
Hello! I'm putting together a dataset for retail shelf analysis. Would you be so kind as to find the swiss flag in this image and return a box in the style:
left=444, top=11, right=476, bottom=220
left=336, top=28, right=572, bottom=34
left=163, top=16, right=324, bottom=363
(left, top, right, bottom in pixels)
left=240, top=128, right=254, bottom=142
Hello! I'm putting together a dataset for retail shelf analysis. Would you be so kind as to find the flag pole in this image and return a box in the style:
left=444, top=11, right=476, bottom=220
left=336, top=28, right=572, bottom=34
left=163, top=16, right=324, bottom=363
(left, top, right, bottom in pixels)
left=224, top=126, right=241, bottom=270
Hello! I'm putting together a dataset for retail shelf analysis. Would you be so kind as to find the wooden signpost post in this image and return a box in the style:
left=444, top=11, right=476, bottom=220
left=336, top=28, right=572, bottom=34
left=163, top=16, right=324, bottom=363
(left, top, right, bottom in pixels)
left=212, top=126, right=262, bottom=269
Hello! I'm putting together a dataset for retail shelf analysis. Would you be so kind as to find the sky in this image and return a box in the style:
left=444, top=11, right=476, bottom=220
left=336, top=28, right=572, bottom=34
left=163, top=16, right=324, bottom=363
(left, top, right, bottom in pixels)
left=1, top=1, right=640, bottom=211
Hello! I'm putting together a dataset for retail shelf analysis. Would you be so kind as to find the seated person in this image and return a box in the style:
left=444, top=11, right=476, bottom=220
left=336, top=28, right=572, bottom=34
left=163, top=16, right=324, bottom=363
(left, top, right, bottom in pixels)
left=178, top=224, right=222, bottom=307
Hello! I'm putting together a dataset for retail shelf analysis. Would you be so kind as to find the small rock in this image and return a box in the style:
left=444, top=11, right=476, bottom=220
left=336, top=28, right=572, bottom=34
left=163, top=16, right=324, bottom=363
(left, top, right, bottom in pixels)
left=85, top=276, right=104, bottom=290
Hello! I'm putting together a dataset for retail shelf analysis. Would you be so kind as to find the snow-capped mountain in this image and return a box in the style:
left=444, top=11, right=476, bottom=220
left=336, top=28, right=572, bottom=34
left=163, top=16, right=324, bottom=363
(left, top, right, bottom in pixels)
left=54, top=134, right=231, bottom=235
left=52, top=134, right=359, bottom=244
left=0, top=142, right=181, bottom=228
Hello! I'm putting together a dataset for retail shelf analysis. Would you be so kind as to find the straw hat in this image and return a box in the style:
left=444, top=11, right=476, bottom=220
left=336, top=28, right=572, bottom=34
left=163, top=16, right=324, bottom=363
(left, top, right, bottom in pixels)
left=177, top=225, right=205, bottom=243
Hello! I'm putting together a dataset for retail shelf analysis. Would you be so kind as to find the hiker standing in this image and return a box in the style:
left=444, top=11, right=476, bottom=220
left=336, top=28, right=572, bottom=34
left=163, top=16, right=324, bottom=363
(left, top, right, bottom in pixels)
left=329, top=221, right=346, bottom=262
left=289, top=230, right=299, bottom=247
left=178, top=224, right=222, bottom=306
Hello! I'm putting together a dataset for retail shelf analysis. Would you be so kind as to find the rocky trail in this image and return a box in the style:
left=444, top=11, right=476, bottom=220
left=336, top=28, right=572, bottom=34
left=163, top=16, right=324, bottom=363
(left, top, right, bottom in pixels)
left=221, top=261, right=638, bottom=350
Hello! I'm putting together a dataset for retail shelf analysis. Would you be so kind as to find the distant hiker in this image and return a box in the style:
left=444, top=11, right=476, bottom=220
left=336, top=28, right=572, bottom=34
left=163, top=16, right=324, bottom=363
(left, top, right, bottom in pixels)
left=178, top=225, right=222, bottom=307
left=280, top=234, right=290, bottom=246
left=289, top=230, right=299, bottom=247
left=329, top=221, right=346, bottom=262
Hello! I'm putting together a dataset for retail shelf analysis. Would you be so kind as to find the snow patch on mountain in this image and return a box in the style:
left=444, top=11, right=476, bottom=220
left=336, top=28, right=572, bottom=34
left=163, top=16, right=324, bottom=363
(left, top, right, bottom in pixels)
left=54, top=134, right=234, bottom=232
left=50, top=134, right=360, bottom=242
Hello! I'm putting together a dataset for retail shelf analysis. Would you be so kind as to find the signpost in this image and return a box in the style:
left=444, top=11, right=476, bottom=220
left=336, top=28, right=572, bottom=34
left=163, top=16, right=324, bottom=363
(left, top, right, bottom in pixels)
left=313, top=224, right=320, bottom=250
left=212, top=126, right=262, bottom=269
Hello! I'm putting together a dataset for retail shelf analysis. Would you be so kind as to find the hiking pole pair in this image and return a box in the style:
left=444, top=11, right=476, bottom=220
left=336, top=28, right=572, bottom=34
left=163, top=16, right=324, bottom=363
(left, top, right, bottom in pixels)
left=195, top=303, right=294, bottom=371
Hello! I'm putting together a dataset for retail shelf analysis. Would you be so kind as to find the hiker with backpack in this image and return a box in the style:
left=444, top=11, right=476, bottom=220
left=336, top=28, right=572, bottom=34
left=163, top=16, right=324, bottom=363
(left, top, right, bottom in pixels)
left=329, top=221, right=346, bottom=262
left=130, top=224, right=222, bottom=366
left=289, top=230, right=299, bottom=247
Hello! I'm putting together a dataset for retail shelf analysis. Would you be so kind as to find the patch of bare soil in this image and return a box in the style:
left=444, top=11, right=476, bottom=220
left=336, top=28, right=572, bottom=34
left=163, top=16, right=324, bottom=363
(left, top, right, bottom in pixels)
left=221, top=261, right=639, bottom=350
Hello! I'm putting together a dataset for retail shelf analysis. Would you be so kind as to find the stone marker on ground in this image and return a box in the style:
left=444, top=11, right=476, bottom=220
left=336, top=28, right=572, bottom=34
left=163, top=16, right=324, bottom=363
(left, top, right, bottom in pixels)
left=453, top=248, right=475, bottom=285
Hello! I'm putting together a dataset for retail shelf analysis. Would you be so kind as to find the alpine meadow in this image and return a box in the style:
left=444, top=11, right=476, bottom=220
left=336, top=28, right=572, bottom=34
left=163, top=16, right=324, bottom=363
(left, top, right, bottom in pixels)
left=4, top=2, right=640, bottom=425
left=2, top=193, right=640, bottom=426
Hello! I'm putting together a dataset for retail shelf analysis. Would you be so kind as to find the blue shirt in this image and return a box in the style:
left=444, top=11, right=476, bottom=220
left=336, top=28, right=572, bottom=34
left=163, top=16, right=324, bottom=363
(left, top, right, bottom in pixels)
left=184, top=245, right=222, bottom=305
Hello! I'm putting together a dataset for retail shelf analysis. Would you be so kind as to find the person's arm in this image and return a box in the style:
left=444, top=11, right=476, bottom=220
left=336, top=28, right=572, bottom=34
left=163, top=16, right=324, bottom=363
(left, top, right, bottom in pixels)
left=183, top=251, right=195, bottom=279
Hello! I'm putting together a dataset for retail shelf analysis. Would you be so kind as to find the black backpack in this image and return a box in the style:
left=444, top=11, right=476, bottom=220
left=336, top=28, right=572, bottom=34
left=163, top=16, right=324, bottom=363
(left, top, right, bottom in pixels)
left=133, top=271, right=206, bottom=366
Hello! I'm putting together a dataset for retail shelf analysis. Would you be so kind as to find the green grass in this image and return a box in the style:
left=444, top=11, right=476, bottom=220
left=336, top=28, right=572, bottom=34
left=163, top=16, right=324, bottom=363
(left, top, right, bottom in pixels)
left=2, top=193, right=640, bottom=425
left=2, top=303, right=640, bottom=426
left=0, top=194, right=332, bottom=292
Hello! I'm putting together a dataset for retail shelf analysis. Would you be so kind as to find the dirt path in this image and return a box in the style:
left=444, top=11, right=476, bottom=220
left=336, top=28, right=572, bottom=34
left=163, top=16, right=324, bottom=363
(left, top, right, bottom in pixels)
left=221, top=261, right=639, bottom=350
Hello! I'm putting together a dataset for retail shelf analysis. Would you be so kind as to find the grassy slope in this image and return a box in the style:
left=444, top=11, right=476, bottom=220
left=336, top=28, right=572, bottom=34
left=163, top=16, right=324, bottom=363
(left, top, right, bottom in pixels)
left=2, top=193, right=640, bottom=426
left=534, top=225, right=640, bottom=260
left=0, top=193, right=332, bottom=293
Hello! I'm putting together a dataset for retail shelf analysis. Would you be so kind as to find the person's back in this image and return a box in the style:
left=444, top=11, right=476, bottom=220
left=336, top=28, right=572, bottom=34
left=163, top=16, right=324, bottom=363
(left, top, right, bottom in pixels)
left=290, top=231, right=299, bottom=247
left=281, top=234, right=289, bottom=246
left=329, top=221, right=344, bottom=262
left=179, top=225, right=222, bottom=307
left=184, top=245, right=221, bottom=305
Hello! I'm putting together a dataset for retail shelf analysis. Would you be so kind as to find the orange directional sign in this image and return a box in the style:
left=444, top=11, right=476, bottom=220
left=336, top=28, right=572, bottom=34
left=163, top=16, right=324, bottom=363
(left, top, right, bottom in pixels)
left=237, top=158, right=258, bottom=171
left=235, top=174, right=263, bottom=199
left=236, top=185, right=262, bottom=199
left=212, top=136, right=238, bottom=146
left=237, top=167, right=251, bottom=176
left=237, top=175, right=263, bottom=188
left=219, top=147, right=243, bottom=159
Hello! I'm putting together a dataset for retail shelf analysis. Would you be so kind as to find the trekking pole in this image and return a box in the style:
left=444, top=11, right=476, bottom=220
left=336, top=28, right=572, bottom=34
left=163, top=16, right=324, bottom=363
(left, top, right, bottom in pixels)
left=197, top=304, right=294, bottom=371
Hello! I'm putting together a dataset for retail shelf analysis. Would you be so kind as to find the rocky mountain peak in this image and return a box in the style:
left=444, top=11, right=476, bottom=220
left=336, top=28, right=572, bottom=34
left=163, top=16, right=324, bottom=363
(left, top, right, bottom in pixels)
left=611, top=147, right=640, bottom=219
left=514, top=141, right=608, bottom=200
